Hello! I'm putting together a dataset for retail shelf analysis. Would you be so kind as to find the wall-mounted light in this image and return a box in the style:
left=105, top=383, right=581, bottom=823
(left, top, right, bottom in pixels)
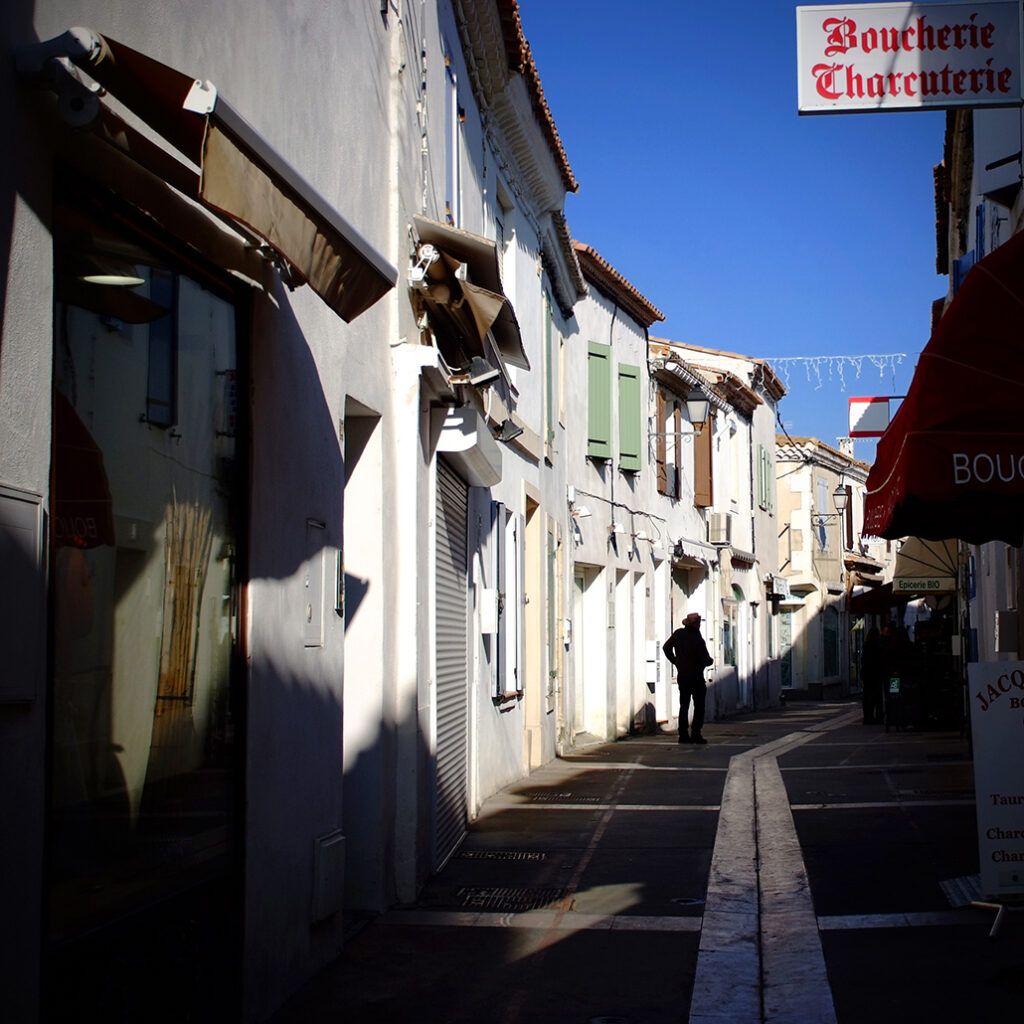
left=77, top=255, right=145, bottom=287
left=632, top=530, right=649, bottom=542
left=571, top=505, right=592, bottom=519
left=685, top=386, right=710, bottom=433
left=609, top=522, right=624, bottom=535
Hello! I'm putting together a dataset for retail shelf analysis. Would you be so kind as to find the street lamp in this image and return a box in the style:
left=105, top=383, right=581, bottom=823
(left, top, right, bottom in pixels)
left=685, top=386, right=710, bottom=433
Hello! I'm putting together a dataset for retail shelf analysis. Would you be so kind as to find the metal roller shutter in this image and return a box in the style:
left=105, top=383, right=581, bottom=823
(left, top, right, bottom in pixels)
left=434, top=458, right=469, bottom=867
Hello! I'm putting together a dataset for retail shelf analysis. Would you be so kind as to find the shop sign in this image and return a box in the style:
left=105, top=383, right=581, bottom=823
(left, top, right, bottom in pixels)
left=968, top=661, right=1024, bottom=898
left=797, top=1, right=1023, bottom=113
left=849, top=396, right=891, bottom=438
left=893, top=575, right=955, bottom=591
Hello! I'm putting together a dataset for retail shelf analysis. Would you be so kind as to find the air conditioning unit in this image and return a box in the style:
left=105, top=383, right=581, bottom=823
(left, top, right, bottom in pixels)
left=708, top=512, right=732, bottom=545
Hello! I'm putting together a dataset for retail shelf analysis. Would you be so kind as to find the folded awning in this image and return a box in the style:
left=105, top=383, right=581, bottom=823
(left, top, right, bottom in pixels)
left=412, top=215, right=529, bottom=371
left=21, top=28, right=396, bottom=323
left=864, top=228, right=1024, bottom=545
left=892, top=537, right=958, bottom=594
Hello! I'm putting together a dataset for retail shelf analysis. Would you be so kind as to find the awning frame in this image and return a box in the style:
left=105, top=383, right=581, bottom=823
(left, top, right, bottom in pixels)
left=17, top=27, right=397, bottom=323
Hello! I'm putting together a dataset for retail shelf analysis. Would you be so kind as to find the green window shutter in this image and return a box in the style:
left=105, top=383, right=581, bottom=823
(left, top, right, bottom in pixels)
left=618, top=363, right=641, bottom=473
left=587, top=341, right=612, bottom=459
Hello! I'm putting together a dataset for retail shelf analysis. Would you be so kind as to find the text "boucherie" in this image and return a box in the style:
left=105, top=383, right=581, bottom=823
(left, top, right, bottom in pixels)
left=812, top=13, right=1014, bottom=102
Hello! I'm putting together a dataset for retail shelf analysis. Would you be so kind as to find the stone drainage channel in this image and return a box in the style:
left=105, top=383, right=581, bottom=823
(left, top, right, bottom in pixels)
left=688, top=708, right=859, bottom=1024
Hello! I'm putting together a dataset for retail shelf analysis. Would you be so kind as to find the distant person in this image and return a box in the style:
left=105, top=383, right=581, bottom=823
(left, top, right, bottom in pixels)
left=663, top=612, right=714, bottom=744
left=860, top=626, right=884, bottom=725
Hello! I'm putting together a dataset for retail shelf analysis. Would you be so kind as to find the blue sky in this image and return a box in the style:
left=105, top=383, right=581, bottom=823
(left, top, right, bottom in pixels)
left=517, top=0, right=947, bottom=462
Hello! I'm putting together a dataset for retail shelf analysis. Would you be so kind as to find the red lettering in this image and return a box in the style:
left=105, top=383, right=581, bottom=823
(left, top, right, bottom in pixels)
left=917, top=16, right=935, bottom=50
left=812, top=62, right=844, bottom=100
left=879, top=27, right=901, bottom=52
left=823, top=17, right=857, bottom=56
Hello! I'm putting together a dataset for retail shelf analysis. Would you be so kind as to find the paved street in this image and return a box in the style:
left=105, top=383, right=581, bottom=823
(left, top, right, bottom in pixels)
left=271, top=700, right=1024, bottom=1023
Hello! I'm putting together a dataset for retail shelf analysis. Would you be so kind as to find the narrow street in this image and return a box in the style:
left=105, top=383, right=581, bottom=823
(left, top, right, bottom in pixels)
left=272, top=700, right=1023, bottom=1023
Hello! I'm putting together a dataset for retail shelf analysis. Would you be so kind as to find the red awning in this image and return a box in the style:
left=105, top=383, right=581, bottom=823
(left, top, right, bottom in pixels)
left=864, top=228, right=1024, bottom=546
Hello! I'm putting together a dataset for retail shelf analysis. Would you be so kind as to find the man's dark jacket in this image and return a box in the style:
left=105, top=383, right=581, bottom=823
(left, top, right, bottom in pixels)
left=663, top=625, right=713, bottom=682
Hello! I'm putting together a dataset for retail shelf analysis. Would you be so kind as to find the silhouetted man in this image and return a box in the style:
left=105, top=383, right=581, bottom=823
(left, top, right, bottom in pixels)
left=663, top=612, right=714, bottom=744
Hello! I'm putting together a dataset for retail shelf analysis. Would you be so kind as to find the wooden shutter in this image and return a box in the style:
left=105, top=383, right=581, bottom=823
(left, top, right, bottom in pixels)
left=656, top=391, right=667, bottom=493
left=673, top=404, right=682, bottom=499
left=618, top=363, right=641, bottom=473
left=844, top=484, right=853, bottom=551
left=694, top=413, right=713, bottom=508
left=587, top=341, right=612, bottom=459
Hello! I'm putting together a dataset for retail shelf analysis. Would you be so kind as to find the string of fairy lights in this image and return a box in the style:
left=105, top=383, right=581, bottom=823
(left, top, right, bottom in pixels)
left=766, top=353, right=909, bottom=392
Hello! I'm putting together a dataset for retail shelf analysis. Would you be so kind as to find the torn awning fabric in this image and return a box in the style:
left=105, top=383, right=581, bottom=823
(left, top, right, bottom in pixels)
left=411, top=215, right=529, bottom=372
left=40, top=27, right=396, bottom=322
left=863, top=228, right=1024, bottom=546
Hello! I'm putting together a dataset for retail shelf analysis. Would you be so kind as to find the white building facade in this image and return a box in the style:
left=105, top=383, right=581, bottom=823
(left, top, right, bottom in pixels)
left=654, top=341, right=787, bottom=715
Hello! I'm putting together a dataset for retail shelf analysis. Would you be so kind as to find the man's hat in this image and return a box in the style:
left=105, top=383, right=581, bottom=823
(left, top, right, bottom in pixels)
left=684, top=612, right=701, bottom=624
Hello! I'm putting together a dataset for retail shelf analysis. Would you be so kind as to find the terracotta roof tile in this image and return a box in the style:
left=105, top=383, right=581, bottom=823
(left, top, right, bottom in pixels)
left=573, top=241, right=664, bottom=328
left=499, top=0, right=578, bottom=194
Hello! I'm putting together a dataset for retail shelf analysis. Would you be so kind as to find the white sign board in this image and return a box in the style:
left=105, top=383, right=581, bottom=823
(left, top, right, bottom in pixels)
left=968, top=661, right=1024, bottom=899
left=849, top=396, right=891, bottom=437
left=797, top=1, right=1024, bottom=113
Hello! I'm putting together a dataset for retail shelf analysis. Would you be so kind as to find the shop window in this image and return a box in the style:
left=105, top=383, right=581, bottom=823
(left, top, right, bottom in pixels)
left=48, top=192, right=243, bottom=993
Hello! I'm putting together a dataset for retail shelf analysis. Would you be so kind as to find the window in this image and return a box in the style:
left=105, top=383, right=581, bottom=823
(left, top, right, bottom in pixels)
left=816, top=477, right=829, bottom=550
left=544, top=293, right=555, bottom=456
left=656, top=392, right=682, bottom=498
left=757, top=444, right=774, bottom=511
left=50, top=192, right=242, bottom=991
left=587, top=341, right=612, bottom=460
left=723, top=600, right=738, bottom=667
left=618, top=363, right=641, bottom=473
left=444, top=46, right=462, bottom=226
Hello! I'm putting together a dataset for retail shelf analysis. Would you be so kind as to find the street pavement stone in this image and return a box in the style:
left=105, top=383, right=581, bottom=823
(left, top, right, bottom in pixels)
left=269, top=699, right=1024, bottom=1024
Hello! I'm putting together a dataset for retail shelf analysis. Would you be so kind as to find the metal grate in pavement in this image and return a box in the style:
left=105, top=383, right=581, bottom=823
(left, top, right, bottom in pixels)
left=457, top=886, right=571, bottom=912
left=458, top=850, right=546, bottom=861
left=940, top=873, right=982, bottom=907
left=527, top=792, right=602, bottom=803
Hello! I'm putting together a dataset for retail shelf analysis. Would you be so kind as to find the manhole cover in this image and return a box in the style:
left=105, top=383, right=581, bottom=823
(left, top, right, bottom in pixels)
left=458, top=886, right=571, bottom=912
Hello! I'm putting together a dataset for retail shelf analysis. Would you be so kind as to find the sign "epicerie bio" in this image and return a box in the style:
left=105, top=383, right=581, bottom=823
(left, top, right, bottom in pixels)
left=797, top=1, right=1023, bottom=113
